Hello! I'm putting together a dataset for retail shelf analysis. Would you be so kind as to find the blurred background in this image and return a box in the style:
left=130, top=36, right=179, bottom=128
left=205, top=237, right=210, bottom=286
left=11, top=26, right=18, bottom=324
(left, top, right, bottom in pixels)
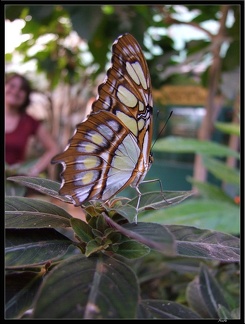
left=5, top=4, right=240, bottom=228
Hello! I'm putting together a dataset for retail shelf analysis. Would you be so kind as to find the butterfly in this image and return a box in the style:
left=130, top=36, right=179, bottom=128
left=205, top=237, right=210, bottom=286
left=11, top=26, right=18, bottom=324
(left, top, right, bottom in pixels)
left=52, top=33, right=154, bottom=222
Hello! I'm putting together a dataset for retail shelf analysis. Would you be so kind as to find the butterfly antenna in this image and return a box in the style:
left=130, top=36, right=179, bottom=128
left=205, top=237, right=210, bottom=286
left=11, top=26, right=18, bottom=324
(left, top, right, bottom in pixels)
left=151, top=111, right=173, bottom=150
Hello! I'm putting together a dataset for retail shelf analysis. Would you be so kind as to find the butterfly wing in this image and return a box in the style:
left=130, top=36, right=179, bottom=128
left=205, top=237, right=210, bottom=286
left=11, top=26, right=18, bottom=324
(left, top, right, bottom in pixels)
left=52, top=33, right=153, bottom=206
left=92, top=33, right=153, bottom=118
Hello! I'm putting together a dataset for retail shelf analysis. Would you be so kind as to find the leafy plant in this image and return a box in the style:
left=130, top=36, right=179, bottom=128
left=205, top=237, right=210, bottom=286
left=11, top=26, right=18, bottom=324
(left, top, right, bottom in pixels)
left=146, top=129, right=240, bottom=235
left=5, top=159, right=44, bottom=197
left=5, top=176, right=240, bottom=319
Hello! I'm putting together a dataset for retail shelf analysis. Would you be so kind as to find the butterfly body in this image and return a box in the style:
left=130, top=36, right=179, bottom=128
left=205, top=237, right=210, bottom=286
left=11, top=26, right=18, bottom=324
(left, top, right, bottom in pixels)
left=52, top=33, right=154, bottom=212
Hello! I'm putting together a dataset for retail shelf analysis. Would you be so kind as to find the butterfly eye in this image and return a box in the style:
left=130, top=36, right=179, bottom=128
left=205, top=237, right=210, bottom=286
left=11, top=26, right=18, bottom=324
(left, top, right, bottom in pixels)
left=52, top=33, right=154, bottom=221
left=149, top=154, right=154, bottom=165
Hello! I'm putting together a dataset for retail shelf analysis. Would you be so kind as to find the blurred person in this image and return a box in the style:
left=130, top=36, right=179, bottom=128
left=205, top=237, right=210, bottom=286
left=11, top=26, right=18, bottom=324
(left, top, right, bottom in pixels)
left=5, top=72, right=58, bottom=177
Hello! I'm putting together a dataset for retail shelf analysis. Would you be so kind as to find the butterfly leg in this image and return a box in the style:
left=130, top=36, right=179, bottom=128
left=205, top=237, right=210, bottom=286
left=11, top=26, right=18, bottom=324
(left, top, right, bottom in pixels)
left=134, top=178, right=169, bottom=224
left=134, top=186, right=142, bottom=224
left=154, top=178, right=171, bottom=204
left=142, top=178, right=170, bottom=202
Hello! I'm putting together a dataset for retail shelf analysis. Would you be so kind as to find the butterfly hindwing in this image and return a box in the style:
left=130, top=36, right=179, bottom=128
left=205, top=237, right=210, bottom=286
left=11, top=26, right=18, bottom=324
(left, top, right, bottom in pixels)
left=54, top=111, right=142, bottom=205
left=52, top=33, right=153, bottom=207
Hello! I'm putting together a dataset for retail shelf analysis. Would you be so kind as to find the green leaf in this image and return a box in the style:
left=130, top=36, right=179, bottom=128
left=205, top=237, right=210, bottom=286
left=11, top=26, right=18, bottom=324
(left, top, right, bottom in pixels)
left=222, top=40, right=240, bottom=71
left=187, top=265, right=229, bottom=319
left=67, top=6, right=103, bottom=41
left=105, top=191, right=192, bottom=223
left=166, top=225, right=240, bottom=262
left=6, top=176, right=73, bottom=203
left=186, top=274, right=211, bottom=317
left=103, top=218, right=176, bottom=256
left=96, top=214, right=110, bottom=233
left=199, top=264, right=230, bottom=318
left=6, top=271, right=43, bottom=319
left=202, top=156, right=240, bottom=185
left=214, top=122, right=240, bottom=136
left=153, top=136, right=240, bottom=159
left=187, top=263, right=239, bottom=319
left=101, top=5, right=114, bottom=15
left=140, top=198, right=240, bottom=234
left=186, top=177, right=235, bottom=202
left=5, top=197, right=72, bottom=228
left=32, top=254, right=139, bottom=319
left=5, top=181, right=27, bottom=197
left=70, top=218, right=93, bottom=243
left=5, top=228, right=73, bottom=268
left=85, top=239, right=106, bottom=256
left=5, top=5, right=28, bottom=20
left=114, top=240, right=150, bottom=259
left=129, top=190, right=193, bottom=211
left=107, top=202, right=137, bottom=223
left=138, top=299, right=201, bottom=319
left=5, top=52, right=13, bottom=61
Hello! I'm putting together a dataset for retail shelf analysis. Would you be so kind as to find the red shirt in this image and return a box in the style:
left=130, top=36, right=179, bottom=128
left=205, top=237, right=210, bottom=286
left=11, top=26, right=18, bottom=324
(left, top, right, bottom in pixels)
left=5, top=113, right=41, bottom=165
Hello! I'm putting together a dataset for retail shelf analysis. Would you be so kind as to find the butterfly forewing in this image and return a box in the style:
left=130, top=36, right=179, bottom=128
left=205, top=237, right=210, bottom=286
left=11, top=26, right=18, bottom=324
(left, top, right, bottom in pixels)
left=52, top=33, right=153, bottom=207
left=93, top=34, right=153, bottom=123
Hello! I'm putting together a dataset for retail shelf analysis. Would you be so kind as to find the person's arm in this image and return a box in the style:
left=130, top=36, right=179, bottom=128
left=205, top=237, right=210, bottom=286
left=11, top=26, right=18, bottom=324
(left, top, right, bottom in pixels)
left=28, top=124, right=59, bottom=176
